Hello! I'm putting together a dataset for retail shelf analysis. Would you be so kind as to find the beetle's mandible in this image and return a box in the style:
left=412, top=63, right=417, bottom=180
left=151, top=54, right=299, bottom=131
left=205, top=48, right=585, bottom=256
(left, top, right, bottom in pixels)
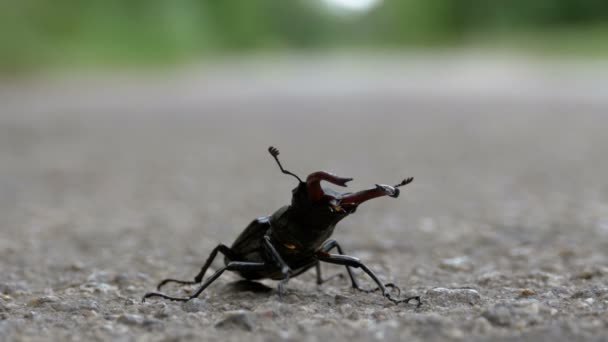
left=143, top=146, right=421, bottom=306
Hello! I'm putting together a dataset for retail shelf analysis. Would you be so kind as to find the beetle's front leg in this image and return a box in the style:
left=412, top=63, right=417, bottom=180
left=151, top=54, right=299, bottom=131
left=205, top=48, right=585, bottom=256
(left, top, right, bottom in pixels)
left=316, top=253, right=421, bottom=307
left=263, top=236, right=292, bottom=298
left=318, top=239, right=400, bottom=296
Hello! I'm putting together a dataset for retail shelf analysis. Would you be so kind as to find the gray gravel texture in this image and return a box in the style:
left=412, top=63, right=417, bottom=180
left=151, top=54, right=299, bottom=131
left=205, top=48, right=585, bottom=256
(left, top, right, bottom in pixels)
left=1, top=56, right=608, bottom=341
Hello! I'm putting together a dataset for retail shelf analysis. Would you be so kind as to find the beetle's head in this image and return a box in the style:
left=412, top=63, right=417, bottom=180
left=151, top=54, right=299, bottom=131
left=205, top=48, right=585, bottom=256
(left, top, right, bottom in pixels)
left=268, top=146, right=412, bottom=220
left=290, top=171, right=410, bottom=217
left=290, top=172, right=355, bottom=216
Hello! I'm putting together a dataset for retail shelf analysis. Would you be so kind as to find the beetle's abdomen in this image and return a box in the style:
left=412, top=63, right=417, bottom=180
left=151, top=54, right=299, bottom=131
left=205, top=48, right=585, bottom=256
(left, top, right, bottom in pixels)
left=226, top=216, right=270, bottom=265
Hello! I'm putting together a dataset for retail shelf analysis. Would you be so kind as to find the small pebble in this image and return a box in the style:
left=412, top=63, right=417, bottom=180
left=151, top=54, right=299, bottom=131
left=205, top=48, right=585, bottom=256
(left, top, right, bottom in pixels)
left=472, top=316, right=493, bottom=334
left=440, top=256, right=474, bottom=272
left=482, top=305, right=512, bottom=327
left=0, top=282, right=29, bottom=295
left=154, top=303, right=175, bottom=319
left=87, top=270, right=113, bottom=283
left=215, top=311, right=256, bottom=331
left=68, top=262, right=85, bottom=271
left=520, top=288, right=536, bottom=297
left=253, top=308, right=277, bottom=319
left=482, top=300, right=542, bottom=327
left=117, top=314, right=143, bottom=326
left=334, top=294, right=351, bottom=305
left=575, top=300, right=592, bottom=310
left=142, top=318, right=164, bottom=330
left=425, top=288, right=481, bottom=306
left=24, top=311, right=37, bottom=319
left=27, top=295, right=60, bottom=307
left=477, top=272, right=507, bottom=285
left=113, top=273, right=131, bottom=286
left=81, top=309, right=98, bottom=318
left=80, top=282, right=118, bottom=294
left=182, top=298, right=208, bottom=313
left=50, top=302, right=79, bottom=312
left=372, top=310, right=389, bottom=321
left=446, top=327, right=464, bottom=339
left=297, top=319, right=319, bottom=332
left=99, top=324, right=114, bottom=332
left=347, top=311, right=360, bottom=321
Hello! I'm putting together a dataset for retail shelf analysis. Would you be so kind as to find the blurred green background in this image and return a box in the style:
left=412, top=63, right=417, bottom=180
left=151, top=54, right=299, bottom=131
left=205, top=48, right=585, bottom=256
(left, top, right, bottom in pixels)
left=1, top=0, right=607, bottom=73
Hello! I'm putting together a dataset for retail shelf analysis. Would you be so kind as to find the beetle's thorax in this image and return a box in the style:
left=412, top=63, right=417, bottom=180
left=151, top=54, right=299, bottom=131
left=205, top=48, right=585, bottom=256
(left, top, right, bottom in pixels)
left=268, top=183, right=353, bottom=254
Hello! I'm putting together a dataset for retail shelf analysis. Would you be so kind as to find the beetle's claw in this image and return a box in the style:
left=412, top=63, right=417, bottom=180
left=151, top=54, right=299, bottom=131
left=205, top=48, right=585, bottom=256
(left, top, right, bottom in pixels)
left=404, top=296, right=423, bottom=308
left=277, top=274, right=290, bottom=299
left=355, top=283, right=400, bottom=296
left=277, top=282, right=287, bottom=299
left=156, top=278, right=198, bottom=291
left=385, top=283, right=401, bottom=297
left=142, top=291, right=191, bottom=303
left=384, top=293, right=422, bottom=307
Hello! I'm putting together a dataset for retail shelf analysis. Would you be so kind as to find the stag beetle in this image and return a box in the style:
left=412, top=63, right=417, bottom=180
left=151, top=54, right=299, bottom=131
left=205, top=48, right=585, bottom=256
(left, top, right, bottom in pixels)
left=143, top=146, right=421, bottom=306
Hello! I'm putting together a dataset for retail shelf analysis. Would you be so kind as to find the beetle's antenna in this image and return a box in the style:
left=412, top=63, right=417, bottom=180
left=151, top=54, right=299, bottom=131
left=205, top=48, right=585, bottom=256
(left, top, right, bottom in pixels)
left=394, top=177, right=414, bottom=188
left=268, top=146, right=303, bottom=183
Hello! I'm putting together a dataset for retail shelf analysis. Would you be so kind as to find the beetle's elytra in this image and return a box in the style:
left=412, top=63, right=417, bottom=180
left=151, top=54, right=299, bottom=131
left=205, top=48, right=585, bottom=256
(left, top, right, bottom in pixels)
left=143, top=146, right=420, bottom=306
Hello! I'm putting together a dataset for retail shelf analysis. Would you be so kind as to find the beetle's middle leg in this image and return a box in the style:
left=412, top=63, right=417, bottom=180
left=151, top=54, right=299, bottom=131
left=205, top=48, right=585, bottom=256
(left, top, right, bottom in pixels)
left=317, top=239, right=400, bottom=296
left=156, top=244, right=237, bottom=290
left=263, top=236, right=292, bottom=297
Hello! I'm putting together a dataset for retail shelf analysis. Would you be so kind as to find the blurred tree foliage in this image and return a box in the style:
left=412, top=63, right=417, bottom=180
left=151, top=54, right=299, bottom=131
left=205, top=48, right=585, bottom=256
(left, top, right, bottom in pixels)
left=1, top=0, right=607, bottom=72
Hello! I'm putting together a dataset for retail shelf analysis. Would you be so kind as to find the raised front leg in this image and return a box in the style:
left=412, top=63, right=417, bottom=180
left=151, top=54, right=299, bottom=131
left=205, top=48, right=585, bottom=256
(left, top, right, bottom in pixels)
left=316, top=253, right=421, bottom=307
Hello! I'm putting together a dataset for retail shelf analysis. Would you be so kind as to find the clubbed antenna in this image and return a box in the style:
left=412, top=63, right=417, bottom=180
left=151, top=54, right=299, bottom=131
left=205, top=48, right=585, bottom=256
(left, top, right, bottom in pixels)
left=268, top=146, right=303, bottom=183
left=394, top=177, right=414, bottom=188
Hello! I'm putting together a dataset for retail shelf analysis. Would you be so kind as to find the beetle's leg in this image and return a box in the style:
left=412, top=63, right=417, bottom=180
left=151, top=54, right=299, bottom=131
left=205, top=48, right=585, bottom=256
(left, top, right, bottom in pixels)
left=143, top=261, right=267, bottom=302
left=156, top=244, right=236, bottom=290
left=263, top=236, right=292, bottom=298
left=317, top=240, right=400, bottom=296
left=316, top=239, right=353, bottom=285
left=316, top=253, right=421, bottom=307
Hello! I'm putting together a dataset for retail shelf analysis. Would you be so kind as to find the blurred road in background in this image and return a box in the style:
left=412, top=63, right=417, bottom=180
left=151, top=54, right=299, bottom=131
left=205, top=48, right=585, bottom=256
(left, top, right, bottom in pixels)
left=1, top=54, right=608, bottom=340
left=3, top=53, right=608, bottom=116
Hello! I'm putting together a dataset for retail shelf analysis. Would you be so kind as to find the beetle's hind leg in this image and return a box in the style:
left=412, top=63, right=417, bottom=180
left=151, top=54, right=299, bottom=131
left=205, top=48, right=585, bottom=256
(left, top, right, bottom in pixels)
left=143, top=261, right=268, bottom=302
left=155, top=244, right=236, bottom=290
left=318, top=239, right=400, bottom=296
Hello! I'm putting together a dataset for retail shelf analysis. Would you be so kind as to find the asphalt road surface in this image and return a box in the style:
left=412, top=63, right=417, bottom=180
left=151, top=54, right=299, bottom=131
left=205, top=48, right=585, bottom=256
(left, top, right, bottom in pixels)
left=1, top=54, right=608, bottom=341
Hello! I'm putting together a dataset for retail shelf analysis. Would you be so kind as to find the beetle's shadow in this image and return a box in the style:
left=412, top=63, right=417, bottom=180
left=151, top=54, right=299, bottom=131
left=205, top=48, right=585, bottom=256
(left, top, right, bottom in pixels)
left=223, top=280, right=273, bottom=294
